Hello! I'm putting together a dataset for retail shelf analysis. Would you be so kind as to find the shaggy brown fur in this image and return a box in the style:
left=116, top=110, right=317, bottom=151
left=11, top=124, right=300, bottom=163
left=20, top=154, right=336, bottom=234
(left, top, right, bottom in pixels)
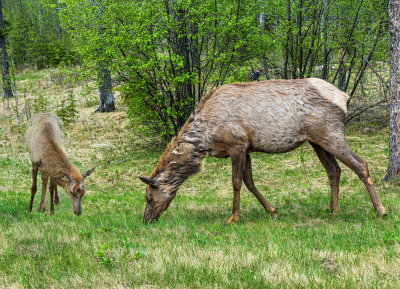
left=25, top=113, right=95, bottom=215
left=140, top=78, right=386, bottom=224
left=150, top=88, right=221, bottom=179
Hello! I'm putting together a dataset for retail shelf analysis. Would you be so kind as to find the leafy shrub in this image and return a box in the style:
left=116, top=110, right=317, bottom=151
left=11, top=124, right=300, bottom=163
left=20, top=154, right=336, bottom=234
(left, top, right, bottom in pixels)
left=79, top=84, right=98, bottom=107
left=50, top=69, right=82, bottom=87
left=56, top=93, right=79, bottom=125
left=31, top=94, right=49, bottom=114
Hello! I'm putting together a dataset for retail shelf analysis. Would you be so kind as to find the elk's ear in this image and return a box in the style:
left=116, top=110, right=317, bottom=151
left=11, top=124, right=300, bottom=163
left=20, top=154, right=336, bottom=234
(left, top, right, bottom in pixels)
left=82, top=167, right=96, bottom=180
left=139, top=176, right=159, bottom=188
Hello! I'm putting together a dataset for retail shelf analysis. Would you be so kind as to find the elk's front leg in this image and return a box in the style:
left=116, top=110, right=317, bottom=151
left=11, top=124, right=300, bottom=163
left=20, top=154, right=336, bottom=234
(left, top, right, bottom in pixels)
left=227, top=150, right=246, bottom=224
left=243, top=153, right=278, bottom=218
left=39, top=172, right=49, bottom=212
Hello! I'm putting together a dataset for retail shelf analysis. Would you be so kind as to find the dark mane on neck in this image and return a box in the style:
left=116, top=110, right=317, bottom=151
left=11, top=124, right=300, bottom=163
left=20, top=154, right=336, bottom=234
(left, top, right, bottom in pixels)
left=150, top=112, right=196, bottom=178
left=150, top=87, right=219, bottom=179
left=150, top=137, right=177, bottom=178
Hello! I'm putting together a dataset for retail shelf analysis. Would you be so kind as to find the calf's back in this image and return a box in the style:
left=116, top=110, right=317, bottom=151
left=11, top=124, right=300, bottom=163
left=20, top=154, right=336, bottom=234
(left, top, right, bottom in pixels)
left=25, top=113, right=63, bottom=164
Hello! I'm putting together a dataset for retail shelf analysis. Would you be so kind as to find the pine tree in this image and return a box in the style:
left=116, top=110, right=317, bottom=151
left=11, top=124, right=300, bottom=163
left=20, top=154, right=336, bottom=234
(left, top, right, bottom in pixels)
left=0, top=0, right=13, bottom=99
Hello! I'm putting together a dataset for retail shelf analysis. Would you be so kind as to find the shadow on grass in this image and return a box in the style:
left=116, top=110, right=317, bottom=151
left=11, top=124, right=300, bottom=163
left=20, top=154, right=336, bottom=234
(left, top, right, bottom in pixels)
left=152, top=198, right=380, bottom=228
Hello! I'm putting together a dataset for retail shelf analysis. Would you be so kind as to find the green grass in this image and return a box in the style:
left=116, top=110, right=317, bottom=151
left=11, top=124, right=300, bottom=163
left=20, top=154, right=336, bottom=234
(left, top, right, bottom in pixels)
left=0, top=69, right=399, bottom=288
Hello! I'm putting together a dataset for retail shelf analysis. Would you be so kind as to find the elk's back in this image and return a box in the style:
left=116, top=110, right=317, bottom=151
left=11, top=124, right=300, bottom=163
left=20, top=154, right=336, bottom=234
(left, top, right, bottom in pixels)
left=25, top=113, right=63, bottom=163
left=196, top=78, right=348, bottom=153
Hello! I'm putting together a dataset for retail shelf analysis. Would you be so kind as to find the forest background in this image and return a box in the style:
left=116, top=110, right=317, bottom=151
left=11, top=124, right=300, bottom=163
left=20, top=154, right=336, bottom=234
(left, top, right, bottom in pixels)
left=2, top=0, right=390, bottom=139
left=0, top=0, right=399, bottom=288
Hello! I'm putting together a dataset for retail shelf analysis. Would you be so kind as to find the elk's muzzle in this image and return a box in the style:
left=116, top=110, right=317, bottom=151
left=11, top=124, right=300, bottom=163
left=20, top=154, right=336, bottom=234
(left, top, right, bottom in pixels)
left=143, top=203, right=161, bottom=224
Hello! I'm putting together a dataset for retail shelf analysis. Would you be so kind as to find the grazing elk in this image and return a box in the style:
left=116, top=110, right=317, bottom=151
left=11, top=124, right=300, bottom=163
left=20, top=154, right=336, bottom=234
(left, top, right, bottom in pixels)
left=140, top=78, right=387, bottom=224
left=25, top=113, right=95, bottom=215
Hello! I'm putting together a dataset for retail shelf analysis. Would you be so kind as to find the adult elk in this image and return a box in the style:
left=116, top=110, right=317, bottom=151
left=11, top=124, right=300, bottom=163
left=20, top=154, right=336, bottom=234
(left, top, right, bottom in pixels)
left=140, top=78, right=386, bottom=224
left=25, top=113, right=95, bottom=215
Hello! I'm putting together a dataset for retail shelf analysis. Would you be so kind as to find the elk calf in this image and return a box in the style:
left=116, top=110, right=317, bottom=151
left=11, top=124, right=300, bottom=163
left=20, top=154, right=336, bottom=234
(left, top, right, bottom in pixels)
left=25, top=113, right=95, bottom=215
left=140, top=78, right=386, bottom=224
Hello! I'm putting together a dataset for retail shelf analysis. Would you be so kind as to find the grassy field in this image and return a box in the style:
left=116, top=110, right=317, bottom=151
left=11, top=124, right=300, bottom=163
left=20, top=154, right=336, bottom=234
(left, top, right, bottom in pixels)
left=0, top=69, right=400, bottom=288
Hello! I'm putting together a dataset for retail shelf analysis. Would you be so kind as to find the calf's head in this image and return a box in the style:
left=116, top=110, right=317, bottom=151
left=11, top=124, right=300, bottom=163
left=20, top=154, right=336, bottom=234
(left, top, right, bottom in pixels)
left=139, top=176, right=175, bottom=223
left=63, top=167, right=95, bottom=215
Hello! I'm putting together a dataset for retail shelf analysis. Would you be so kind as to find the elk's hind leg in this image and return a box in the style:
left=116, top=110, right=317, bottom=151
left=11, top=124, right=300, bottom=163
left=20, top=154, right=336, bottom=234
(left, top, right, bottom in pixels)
left=315, top=137, right=386, bottom=217
left=310, top=142, right=341, bottom=215
left=38, top=171, right=49, bottom=212
left=28, top=163, right=38, bottom=212
left=243, top=153, right=278, bottom=218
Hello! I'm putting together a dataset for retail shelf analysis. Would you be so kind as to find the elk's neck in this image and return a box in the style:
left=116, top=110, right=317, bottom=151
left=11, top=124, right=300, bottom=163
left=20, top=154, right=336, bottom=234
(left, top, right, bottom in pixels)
left=154, top=125, right=208, bottom=194
left=41, top=138, right=78, bottom=186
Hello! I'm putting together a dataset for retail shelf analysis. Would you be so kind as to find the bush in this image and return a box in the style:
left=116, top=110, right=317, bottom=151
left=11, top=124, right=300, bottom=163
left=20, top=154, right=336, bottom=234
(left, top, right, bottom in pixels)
left=56, top=93, right=79, bottom=125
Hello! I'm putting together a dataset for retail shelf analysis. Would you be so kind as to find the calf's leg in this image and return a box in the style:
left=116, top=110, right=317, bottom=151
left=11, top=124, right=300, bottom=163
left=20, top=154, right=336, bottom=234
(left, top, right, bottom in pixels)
left=310, top=142, right=341, bottom=215
left=28, top=164, right=38, bottom=212
left=49, top=178, right=55, bottom=215
left=54, top=185, right=59, bottom=205
left=39, top=172, right=49, bottom=212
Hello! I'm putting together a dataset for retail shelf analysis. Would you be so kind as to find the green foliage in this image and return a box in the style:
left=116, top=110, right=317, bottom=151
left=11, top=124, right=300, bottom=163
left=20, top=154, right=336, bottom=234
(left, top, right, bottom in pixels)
left=79, top=84, right=97, bottom=107
left=132, top=249, right=145, bottom=261
left=50, top=68, right=82, bottom=87
left=194, top=233, right=209, bottom=246
left=95, top=244, right=112, bottom=266
left=60, top=0, right=268, bottom=140
left=31, top=94, right=49, bottom=114
left=56, top=93, right=78, bottom=125
left=57, top=0, right=388, bottom=140
left=1, top=0, right=390, bottom=139
left=4, top=0, right=74, bottom=68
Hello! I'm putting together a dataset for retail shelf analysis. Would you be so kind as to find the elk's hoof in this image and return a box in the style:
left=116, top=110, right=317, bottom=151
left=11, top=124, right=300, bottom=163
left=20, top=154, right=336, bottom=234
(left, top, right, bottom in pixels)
left=270, top=208, right=279, bottom=219
left=330, top=208, right=338, bottom=216
left=377, top=208, right=387, bottom=218
left=226, top=214, right=239, bottom=224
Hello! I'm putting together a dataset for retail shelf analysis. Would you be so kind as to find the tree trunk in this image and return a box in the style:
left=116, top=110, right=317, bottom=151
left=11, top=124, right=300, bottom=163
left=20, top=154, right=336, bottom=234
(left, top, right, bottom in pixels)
left=0, top=0, right=13, bottom=99
left=96, top=64, right=115, bottom=112
left=385, top=0, right=400, bottom=181
left=167, top=1, right=194, bottom=132
left=283, top=0, right=291, bottom=79
left=321, top=0, right=330, bottom=81
left=91, top=0, right=115, bottom=113
left=338, top=61, right=347, bottom=92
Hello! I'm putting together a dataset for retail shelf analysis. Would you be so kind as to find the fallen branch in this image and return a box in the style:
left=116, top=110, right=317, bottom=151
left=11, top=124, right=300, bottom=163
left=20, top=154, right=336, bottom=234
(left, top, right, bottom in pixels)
left=346, top=99, right=388, bottom=123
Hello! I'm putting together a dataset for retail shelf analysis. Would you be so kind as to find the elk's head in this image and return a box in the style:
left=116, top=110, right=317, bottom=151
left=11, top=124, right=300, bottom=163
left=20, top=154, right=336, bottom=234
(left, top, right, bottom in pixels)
left=63, top=167, right=96, bottom=215
left=139, top=176, right=176, bottom=223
